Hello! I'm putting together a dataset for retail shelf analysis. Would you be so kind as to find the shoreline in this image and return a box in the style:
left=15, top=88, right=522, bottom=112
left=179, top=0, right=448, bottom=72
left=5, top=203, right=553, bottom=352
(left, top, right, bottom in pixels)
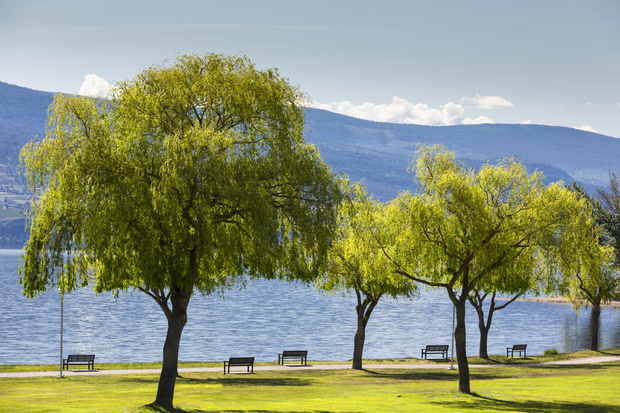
left=506, top=296, right=620, bottom=308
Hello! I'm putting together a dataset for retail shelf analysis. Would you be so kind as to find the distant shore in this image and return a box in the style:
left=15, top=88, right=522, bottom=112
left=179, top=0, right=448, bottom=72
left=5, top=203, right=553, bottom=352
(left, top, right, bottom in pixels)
left=507, top=296, right=620, bottom=308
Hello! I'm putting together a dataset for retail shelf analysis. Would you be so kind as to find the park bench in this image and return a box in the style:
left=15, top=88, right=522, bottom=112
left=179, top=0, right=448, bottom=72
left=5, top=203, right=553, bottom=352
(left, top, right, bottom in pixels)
left=421, top=345, right=449, bottom=359
left=278, top=350, right=308, bottom=365
left=506, top=344, right=527, bottom=358
left=223, top=357, right=255, bottom=374
left=63, top=354, right=95, bottom=371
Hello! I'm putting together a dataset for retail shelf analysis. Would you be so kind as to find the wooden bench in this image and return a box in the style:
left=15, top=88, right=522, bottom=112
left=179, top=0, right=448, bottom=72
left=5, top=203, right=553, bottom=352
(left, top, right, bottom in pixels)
left=506, top=344, right=527, bottom=358
left=63, top=354, right=95, bottom=371
left=278, top=350, right=308, bottom=365
left=421, top=345, right=449, bottom=359
left=223, top=357, right=255, bottom=374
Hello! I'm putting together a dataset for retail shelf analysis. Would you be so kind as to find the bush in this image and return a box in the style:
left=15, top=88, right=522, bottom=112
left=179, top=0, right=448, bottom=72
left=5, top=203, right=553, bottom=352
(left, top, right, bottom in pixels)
left=544, top=348, right=559, bottom=356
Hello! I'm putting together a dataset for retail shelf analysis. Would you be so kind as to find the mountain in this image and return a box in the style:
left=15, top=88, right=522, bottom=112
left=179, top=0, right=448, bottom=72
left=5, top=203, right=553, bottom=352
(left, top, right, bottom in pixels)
left=1, top=81, right=619, bottom=245
left=0, top=81, right=55, bottom=165
left=305, top=108, right=619, bottom=200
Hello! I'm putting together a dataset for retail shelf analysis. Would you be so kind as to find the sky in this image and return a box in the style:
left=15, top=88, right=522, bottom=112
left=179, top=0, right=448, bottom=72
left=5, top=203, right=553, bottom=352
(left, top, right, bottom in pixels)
left=1, top=0, right=619, bottom=137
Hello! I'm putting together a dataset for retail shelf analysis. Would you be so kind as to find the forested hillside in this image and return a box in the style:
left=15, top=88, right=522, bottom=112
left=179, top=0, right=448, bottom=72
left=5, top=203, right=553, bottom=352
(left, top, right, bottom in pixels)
left=1, top=81, right=619, bottom=246
left=0, top=82, right=54, bottom=164
left=305, top=108, right=619, bottom=200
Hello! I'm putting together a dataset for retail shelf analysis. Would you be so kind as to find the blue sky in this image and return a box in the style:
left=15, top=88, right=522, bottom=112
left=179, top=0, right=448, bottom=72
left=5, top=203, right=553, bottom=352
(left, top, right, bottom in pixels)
left=2, top=0, right=619, bottom=137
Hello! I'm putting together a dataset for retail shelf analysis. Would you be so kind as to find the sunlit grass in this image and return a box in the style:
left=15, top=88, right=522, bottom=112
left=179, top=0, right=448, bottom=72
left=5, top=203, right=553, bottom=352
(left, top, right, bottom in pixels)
left=0, top=351, right=618, bottom=412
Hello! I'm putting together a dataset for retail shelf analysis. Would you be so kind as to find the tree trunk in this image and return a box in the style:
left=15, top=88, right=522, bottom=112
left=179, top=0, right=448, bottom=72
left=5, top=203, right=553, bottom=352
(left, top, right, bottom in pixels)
left=590, top=302, right=601, bottom=351
left=351, top=292, right=379, bottom=370
left=153, top=290, right=190, bottom=410
left=454, top=296, right=471, bottom=394
left=477, top=319, right=490, bottom=359
left=352, top=308, right=366, bottom=370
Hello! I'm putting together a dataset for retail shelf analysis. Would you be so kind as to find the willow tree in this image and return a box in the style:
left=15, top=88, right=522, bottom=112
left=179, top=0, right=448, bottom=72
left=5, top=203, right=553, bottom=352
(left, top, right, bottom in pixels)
left=317, top=183, right=416, bottom=370
left=385, top=145, right=590, bottom=394
left=19, top=53, right=341, bottom=410
left=555, top=182, right=620, bottom=350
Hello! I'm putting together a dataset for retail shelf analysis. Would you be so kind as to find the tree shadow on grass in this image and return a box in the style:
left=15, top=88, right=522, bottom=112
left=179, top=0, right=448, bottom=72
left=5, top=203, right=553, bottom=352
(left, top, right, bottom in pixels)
left=114, top=375, right=313, bottom=387
left=361, top=368, right=459, bottom=381
left=142, top=406, right=348, bottom=413
left=360, top=362, right=619, bottom=382
left=179, top=375, right=313, bottom=387
left=433, top=393, right=616, bottom=413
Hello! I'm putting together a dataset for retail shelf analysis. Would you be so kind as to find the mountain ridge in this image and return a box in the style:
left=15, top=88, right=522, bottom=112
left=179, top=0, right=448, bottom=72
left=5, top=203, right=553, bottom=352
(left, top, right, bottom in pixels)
left=1, top=79, right=618, bottom=211
left=304, top=107, right=618, bottom=200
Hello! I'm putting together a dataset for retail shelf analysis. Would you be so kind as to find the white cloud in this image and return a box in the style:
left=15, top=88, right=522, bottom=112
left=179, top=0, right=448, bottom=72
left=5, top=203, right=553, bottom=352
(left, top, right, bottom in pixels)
left=311, top=96, right=497, bottom=127
left=462, top=116, right=494, bottom=125
left=574, top=125, right=597, bottom=133
left=521, top=120, right=533, bottom=124
left=460, top=94, right=514, bottom=110
left=78, top=74, right=111, bottom=97
left=615, top=103, right=620, bottom=108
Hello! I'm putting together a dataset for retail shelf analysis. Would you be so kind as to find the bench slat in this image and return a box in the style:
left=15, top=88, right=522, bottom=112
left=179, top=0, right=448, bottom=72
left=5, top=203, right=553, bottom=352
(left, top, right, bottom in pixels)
left=63, top=354, right=95, bottom=371
left=278, top=350, right=308, bottom=365
left=421, top=345, right=449, bottom=359
left=506, top=344, right=527, bottom=358
left=224, top=357, right=255, bottom=374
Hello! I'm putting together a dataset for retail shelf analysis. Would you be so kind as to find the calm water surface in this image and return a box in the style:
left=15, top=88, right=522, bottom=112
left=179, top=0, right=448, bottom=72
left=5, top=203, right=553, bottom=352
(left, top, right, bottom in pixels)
left=1, top=249, right=618, bottom=364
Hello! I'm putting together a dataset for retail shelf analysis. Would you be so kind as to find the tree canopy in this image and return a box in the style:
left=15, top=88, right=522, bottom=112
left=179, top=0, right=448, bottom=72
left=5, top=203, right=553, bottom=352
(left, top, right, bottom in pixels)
left=19, top=53, right=342, bottom=410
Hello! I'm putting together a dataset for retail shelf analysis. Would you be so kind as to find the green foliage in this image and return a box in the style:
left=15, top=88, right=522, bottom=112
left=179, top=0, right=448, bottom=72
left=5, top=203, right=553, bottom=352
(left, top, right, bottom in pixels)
left=19, top=53, right=341, bottom=297
left=552, top=182, right=620, bottom=312
left=391, top=145, right=588, bottom=294
left=544, top=348, right=559, bottom=356
left=318, top=181, right=417, bottom=300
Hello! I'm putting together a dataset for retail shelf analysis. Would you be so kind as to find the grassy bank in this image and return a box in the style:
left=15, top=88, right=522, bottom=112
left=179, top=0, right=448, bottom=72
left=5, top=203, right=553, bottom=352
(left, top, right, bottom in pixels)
left=1, top=351, right=619, bottom=412
left=2, top=349, right=618, bottom=373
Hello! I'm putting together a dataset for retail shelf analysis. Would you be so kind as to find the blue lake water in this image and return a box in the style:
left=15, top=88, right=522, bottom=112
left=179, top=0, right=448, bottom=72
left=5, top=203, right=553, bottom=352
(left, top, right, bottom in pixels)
left=1, top=249, right=618, bottom=365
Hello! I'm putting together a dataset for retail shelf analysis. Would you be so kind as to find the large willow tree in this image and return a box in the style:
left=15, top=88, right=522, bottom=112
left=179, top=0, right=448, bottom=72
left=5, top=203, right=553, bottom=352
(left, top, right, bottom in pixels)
left=386, top=145, right=593, bottom=394
left=19, top=54, right=341, bottom=410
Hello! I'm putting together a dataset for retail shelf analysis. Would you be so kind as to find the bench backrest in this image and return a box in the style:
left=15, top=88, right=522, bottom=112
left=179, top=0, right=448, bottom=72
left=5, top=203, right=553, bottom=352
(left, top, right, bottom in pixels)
left=282, top=351, right=308, bottom=357
left=512, top=344, right=527, bottom=350
left=228, top=357, right=254, bottom=364
left=67, top=354, right=95, bottom=362
left=426, top=345, right=448, bottom=351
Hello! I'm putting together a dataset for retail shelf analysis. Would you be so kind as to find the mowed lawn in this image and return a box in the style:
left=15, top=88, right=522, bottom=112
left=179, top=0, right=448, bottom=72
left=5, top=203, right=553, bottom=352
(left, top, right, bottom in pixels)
left=1, top=359, right=619, bottom=412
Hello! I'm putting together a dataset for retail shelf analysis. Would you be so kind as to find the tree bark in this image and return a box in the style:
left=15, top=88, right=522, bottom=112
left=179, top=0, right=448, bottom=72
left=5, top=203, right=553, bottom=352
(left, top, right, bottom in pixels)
left=454, top=296, right=471, bottom=394
left=153, top=289, right=190, bottom=410
left=352, top=291, right=379, bottom=370
left=590, top=302, right=601, bottom=351
left=470, top=294, right=493, bottom=359
left=477, top=316, right=490, bottom=359
left=352, top=310, right=366, bottom=370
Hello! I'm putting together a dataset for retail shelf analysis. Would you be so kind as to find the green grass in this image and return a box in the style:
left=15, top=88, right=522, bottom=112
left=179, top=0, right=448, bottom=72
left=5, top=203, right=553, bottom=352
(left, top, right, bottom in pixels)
left=1, top=361, right=619, bottom=412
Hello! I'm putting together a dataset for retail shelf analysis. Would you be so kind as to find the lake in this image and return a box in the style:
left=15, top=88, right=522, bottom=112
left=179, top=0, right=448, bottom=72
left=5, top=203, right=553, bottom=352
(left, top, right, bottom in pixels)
left=1, top=249, right=618, bottom=365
